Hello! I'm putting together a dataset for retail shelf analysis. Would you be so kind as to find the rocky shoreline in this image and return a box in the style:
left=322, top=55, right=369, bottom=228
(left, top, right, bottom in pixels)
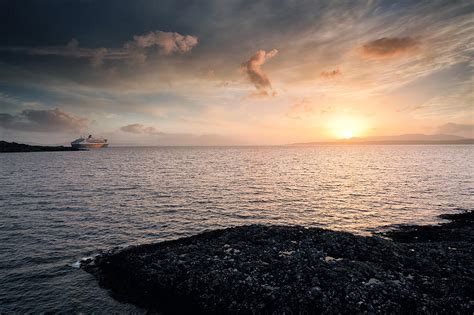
left=82, top=211, right=473, bottom=314
left=0, top=141, right=80, bottom=153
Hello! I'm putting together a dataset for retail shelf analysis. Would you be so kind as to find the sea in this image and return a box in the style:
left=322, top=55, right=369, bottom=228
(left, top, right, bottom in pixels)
left=0, top=145, right=472, bottom=313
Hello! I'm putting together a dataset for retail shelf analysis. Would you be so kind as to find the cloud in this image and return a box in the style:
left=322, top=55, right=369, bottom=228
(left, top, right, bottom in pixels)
left=1, top=31, right=198, bottom=67
left=249, top=89, right=277, bottom=98
left=128, top=31, right=198, bottom=55
left=286, top=97, right=335, bottom=119
left=0, top=108, right=88, bottom=132
left=67, top=38, right=79, bottom=49
left=0, top=1, right=472, bottom=145
left=360, top=37, right=419, bottom=59
left=241, top=49, right=278, bottom=95
left=437, top=123, right=474, bottom=138
left=286, top=99, right=316, bottom=119
left=90, top=47, right=108, bottom=67
left=118, top=124, right=243, bottom=145
left=320, top=69, right=341, bottom=79
left=4, top=38, right=114, bottom=68
left=120, top=123, right=162, bottom=135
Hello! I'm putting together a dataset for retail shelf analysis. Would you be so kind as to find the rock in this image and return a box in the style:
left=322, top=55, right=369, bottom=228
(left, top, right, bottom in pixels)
left=310, top=286, right=321, bottom=294
left=366, top=278, right=382, bottom=286
left=262, top=285, right=279, bottom=291
left=83, top=211, right=474, bottom=314
left=324, top=256, right=343, bottom=262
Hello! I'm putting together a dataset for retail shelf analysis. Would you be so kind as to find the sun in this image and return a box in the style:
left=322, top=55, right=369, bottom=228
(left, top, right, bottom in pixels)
left=340, top=130, right=354, bottom=139
left=327, top=116, right=368, bottom=140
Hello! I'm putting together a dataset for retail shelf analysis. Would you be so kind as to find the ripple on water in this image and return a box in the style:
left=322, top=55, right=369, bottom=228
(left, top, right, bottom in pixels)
left=0, top=146, right=472, bottom=313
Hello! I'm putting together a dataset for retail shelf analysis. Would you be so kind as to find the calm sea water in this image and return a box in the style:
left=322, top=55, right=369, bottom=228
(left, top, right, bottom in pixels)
left=0, top=145, right=472, bottom=313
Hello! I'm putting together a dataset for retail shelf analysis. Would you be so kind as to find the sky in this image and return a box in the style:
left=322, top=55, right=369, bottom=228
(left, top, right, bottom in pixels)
left=0, top=0, right=473, bottom=145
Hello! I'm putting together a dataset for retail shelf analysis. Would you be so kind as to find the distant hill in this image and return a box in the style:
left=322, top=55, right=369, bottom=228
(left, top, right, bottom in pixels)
left=354, top=134, right=465, bottom=142
left=290, top=134, right=474, bottom=145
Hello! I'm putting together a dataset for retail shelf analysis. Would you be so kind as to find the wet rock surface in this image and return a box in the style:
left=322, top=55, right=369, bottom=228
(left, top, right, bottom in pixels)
left=82, top=211, right=473, bottom=314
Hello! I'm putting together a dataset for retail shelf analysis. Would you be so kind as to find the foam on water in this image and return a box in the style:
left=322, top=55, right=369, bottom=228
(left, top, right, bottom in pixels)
left=71, top=261, right=81, bottom=269
left=70, top=255, right=99, bottom=269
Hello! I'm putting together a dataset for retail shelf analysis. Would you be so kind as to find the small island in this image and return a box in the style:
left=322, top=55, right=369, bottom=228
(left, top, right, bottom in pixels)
left=0, top=141, right=80, bottom=153
left=82, top=211, right=473, bottom=314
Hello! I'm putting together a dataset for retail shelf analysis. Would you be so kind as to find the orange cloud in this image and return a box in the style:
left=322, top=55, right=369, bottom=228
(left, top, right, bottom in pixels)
left=286, top=99, right=316, bottom=119
left=241, top=49, right=278, bottom=95
left=320, top=68, right=341, bottom=79
left=360, top=37, right=419, bottom=59
left=128, top=31, right=198, bottom=55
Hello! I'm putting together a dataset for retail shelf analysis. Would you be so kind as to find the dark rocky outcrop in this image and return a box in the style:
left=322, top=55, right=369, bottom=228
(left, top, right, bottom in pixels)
left=0, top=141, right=80, bottom=152
left=380, top=211, right=474, bottom=243
left=82, top=211, right=473, bottom=314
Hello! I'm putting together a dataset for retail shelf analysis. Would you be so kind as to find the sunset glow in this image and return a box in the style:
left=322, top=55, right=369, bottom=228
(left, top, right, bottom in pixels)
left=0, top=1, right=472, bottom=145
left=1, top=2, right=473, bottom=313
left=327, top=116, right=368, bottom=140
left=340, top=130, right=354, bottom=140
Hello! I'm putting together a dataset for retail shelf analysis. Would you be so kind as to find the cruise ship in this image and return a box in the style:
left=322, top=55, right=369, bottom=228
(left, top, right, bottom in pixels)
left=71, top=135, right=108, bottom=149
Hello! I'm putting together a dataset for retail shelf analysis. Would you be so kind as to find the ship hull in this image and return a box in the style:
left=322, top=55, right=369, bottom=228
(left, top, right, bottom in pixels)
left=71, top=143, right=108, bottom=149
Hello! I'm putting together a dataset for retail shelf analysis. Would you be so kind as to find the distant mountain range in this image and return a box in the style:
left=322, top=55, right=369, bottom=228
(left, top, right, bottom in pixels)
left=290, top=134, right=474, bottom=145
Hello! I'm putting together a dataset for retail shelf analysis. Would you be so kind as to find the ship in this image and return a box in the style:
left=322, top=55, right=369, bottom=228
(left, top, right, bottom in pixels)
left=71, top=135, right=108, bottom=149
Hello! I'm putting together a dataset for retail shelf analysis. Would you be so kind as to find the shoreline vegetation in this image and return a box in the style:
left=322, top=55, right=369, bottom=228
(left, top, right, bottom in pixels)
left=82, top=211, right=473, bottom=314
left=0, top=141, right=79, bottom=153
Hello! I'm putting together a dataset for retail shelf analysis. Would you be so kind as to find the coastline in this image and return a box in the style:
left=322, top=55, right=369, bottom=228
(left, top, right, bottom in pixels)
left=289, top=139, right=474, bottom=146
left=0, top=141, right=80, bottom=153
left=82, top=211, right=473, bottom=313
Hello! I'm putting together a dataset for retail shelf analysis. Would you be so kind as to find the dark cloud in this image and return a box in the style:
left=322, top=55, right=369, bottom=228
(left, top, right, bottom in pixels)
left=2, top=38, right=114, bottom=68
left=1, top=31, right=198, bottom=67
left=241, top=49, right=278, bottom=95
left=120, top=123, right=162, bottom=135
left=0, top=108, right=88, bottom=132
left=361, top=37, right=419, bottom=59
left=437, top=123, right=474, bottom=138
left=320, top=69, right=341, bottom=79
